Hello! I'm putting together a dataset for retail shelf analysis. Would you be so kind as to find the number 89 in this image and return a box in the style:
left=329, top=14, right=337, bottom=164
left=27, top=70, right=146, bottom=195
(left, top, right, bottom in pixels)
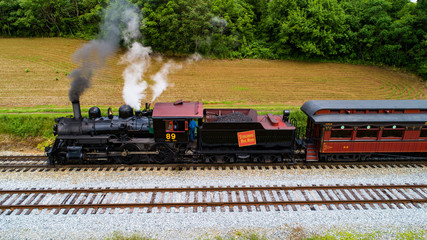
left=166, top=133, right=176, bottom=140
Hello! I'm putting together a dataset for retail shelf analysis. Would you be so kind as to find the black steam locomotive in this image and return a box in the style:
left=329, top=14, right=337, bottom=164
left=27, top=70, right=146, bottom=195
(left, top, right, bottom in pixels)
left=46, top=99, right=427, bottom=165
left=46, top=100, right=295, bottom=164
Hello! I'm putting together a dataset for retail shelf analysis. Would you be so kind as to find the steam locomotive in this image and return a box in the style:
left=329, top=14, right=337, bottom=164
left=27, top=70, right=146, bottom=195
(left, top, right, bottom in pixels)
left=45, top=99, right=427, bottom=164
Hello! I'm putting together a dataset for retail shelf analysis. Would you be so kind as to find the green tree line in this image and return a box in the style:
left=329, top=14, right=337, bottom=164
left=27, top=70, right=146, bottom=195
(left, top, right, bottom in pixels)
left=1, top=0, right=426, bottom=79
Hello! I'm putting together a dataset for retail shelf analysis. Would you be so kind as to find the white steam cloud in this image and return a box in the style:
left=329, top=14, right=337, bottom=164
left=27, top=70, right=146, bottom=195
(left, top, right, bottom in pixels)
left=121, top=42, right=152, bottom=110
left=186, top=52, right=203, bottom=64
left=67, top=0, right=205, bottom=108
left=118, top=1, right=152, bottom=111
left=122, top=8, right=141, bottom=45
left=117, top=1, right=204, bottom=106
left=210, top=16, right=227, bottom=32
left=150, top=61, right=182, bottom=103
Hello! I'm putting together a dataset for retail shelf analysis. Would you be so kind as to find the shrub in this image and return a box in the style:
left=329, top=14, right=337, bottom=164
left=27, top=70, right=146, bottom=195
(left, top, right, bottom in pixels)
left=0, top=115, right=55, bottom=138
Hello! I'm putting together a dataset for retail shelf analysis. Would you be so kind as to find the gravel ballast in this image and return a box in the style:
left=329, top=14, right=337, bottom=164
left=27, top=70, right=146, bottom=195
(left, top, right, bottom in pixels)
left=1, top=208, right=426, bottom=240
left=0, top=165, right=425, bottom=189
left=0, top=165, right=426, bottom=239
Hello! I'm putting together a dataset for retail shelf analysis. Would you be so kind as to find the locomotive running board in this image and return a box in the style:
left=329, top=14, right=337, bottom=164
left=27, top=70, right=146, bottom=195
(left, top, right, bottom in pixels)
left=109, top=138, right=155, bottom=144
left=125, top=151, right=159, bottom=155
left=196, top=150, right=292, bottom=154
left=87, top=151, right=159, bottom=157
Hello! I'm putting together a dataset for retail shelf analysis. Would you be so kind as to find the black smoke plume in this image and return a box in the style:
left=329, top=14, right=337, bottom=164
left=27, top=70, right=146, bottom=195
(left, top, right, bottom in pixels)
left=68, top=0, right=140, bottom=102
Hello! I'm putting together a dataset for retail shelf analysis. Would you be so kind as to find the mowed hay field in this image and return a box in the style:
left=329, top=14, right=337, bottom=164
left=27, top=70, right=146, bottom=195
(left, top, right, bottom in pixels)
left=1, top=38, right=426, bottom=110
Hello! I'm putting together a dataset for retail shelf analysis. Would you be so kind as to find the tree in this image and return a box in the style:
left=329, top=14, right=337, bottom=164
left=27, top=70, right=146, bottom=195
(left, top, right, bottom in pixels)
left=142, top=0, right=212, bottom=54
left=208, top=0, right=256, bottom=57
left=0, top=0, right=425, bottom=80
left=0, top=0, right=20, bottom=36
left=263, top=0, right=348, bottom=58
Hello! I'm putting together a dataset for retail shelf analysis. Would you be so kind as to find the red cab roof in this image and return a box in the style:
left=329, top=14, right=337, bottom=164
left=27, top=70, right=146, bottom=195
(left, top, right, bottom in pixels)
left=152, top=101, right=204, bottom=119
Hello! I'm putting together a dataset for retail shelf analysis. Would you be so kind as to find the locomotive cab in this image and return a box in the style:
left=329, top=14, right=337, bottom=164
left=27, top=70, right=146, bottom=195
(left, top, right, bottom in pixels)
left=153, top=118, right=191, bottom=143
left=151, top=101, right=204, bottom=159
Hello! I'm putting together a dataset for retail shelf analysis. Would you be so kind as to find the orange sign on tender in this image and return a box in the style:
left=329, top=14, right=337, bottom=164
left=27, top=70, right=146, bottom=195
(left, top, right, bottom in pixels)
left=237, top=130, right=256, bottom=147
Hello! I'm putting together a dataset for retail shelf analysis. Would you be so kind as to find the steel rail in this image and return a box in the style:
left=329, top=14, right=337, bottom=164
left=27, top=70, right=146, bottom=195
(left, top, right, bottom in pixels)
left=2, top=198, right=426, bottom=211
left=0, top=184, right=426, bottom=194
left=0, top=156, right=45, bottom=161
left=0, top=157, right=426, bottom=171
left=1, top=184, right=426, bottom=213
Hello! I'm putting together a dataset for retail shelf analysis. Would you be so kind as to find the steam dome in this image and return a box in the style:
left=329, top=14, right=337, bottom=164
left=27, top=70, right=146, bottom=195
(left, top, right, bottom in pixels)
left=89, top=107, right=101, bottom=119
left=119, top=105, right=134, bottom=118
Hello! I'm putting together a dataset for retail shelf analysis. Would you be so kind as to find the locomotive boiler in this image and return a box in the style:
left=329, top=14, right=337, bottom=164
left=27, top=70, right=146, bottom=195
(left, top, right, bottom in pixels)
left=46, top=101, right=157, bottom=164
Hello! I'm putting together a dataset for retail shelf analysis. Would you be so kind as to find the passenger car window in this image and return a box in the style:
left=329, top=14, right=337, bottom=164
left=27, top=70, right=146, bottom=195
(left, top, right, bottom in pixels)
left=356, top=128, right=378, bottom=138
left=330, top=126, right=353, bottom=139
left=382, top=125, right=405, bottom=138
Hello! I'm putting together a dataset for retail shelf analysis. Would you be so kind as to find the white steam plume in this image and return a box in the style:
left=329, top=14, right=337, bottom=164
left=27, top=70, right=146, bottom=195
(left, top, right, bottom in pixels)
left=210, top=16, right=227, bottom=32
left=122, top=8, right=141, bottom=45
left=121, top=42, right=152, bottom=110
left=186, top=52, right=203, bottom=64
left=118, top=0, right=151, bottom=110
left=150, top=61, right=182, bottom=103
left=149, top=53, right=201, bottom=102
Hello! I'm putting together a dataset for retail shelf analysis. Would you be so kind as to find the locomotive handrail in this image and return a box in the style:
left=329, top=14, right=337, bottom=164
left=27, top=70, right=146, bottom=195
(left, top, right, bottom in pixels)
left=290, top=117, right=304, bottom=140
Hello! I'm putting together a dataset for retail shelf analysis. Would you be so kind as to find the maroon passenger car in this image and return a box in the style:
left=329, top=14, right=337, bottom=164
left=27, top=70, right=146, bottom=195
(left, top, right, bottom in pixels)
left=301, top=100, right=427, bottom=161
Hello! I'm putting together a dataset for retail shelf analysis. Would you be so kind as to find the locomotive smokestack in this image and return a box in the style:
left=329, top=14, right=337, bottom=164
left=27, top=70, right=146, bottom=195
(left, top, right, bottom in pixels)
left=72, top=101, right=82, bottom=119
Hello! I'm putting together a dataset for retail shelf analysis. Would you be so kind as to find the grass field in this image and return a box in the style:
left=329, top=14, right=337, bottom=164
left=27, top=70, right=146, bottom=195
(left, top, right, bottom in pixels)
left=0, top=38, right=426, bottom=152
left=0, top=38, right=426, bottom=112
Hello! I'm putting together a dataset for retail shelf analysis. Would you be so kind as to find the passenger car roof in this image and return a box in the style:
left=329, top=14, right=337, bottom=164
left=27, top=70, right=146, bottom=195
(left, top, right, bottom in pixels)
left=301, top=100, right=427, bottom=124
left=152, top=101, right=204, bottom=119
left=306, top=113, right=427, bottom=124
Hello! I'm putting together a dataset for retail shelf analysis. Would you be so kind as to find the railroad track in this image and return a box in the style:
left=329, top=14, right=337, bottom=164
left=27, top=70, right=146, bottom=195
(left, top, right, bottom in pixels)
left=0, top=155, right=426, bottom=172
left=0, top=155, right=46, bottom=168
left=0, top=184, right=426, bottom=215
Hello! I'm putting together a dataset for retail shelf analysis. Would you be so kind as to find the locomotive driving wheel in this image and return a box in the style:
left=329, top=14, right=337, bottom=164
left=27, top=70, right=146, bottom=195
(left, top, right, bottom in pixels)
left=204, top=155, right=215, bottom=163
left=252, top=155, right=265, bottom=163
left=152, top=143, right=175, bottom=164
left=118, top=144, right=141, bottom=164
left=269, top=155, right=282, bottom=163
left=222, top=154, right=235, bottom=163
